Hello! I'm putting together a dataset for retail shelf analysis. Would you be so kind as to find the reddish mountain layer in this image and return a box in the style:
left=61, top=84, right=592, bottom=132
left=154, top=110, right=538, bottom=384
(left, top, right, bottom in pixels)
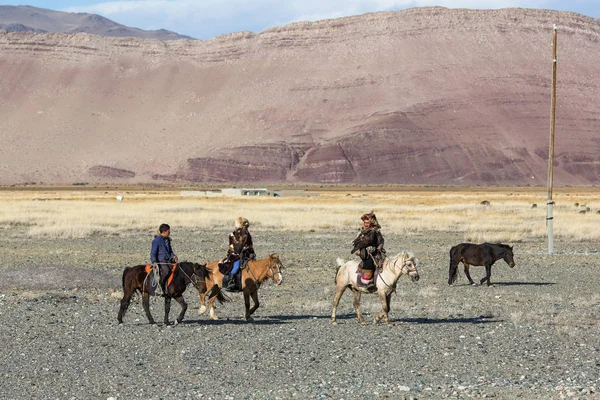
left=1, top=7, right=599, bottom=185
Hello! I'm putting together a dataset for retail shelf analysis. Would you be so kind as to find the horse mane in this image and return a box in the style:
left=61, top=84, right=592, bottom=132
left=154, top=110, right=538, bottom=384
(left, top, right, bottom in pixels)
left=483, top=243, right=512, bottom=251
left=391, top=251, right=416, bottom=263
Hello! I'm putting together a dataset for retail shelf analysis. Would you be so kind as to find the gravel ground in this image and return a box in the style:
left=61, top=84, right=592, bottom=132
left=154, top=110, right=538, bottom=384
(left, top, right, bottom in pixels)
left=1, top=229, right=599, bottom=399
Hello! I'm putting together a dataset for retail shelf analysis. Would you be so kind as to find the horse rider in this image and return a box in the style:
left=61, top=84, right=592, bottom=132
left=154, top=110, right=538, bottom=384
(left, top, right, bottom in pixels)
left=150, top=223, right=178, bottom=295
left=226, top=217, right=256, bottom=290
left=351, top=212, right=386, bottom=287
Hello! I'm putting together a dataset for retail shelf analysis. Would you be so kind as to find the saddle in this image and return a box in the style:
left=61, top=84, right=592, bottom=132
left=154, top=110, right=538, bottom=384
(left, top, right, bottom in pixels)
left=356, top=258, right=386, bottom=289
left=145, top=264, right=177, bottom=294
left=218, top=254, right=241, bottom=275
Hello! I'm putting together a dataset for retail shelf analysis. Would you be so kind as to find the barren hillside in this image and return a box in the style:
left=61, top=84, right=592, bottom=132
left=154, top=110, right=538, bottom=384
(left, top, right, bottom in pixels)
left=0, top=5, right=189, bottom=39
left=1, top=7, right=599, bottom=185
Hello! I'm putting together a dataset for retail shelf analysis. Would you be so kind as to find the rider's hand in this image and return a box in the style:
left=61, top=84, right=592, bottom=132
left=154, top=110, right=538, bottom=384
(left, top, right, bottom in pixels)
left=173, top=256, right=179, bottom=263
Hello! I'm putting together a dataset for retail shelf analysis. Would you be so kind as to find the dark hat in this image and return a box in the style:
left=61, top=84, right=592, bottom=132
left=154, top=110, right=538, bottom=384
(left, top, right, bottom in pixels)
left=361, top=211, right=376, bottom=221
left=361, top=211, right=380, bottom=228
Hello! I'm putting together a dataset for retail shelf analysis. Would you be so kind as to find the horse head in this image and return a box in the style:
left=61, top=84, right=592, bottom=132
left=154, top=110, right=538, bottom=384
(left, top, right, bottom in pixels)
left=267, top=253, right=284, bottom=285
left=393, top=252, right=420, bottom=282
left=504, top=245, right=516, bottom=268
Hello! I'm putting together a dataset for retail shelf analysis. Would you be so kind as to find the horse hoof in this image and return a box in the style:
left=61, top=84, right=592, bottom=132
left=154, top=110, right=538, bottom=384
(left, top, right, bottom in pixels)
left=331, top=320, right=338, bottom=325
left=198, top=306, right=206, bottom=315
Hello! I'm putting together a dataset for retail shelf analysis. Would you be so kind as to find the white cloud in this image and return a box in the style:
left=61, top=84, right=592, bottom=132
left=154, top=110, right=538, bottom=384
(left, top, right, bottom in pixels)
left=62, top=0, right=596, bottom=39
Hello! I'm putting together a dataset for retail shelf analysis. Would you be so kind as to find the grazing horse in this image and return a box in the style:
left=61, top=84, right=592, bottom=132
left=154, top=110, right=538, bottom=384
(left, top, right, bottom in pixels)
left=448, top=243, right=515, bottom=286
left=331, top=252, right=419, bottom=326
left=199, top=254, right=284, bottom=321
left=117, top=261, right=206, bottom=325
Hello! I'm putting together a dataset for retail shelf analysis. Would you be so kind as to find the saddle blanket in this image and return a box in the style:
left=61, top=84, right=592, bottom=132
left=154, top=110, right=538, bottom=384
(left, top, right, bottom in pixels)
left=145, top=264, right=178, bottom=288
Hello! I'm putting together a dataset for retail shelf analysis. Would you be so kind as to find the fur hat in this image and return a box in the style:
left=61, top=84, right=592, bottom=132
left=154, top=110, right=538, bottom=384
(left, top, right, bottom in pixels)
left=361, top=211, right=380, bottom=228
left=235, top=217, right=250, bottom=229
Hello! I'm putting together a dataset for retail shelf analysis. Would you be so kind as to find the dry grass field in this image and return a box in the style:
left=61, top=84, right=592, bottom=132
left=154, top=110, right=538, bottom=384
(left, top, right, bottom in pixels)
left=1, top=186, right=600, bottom=242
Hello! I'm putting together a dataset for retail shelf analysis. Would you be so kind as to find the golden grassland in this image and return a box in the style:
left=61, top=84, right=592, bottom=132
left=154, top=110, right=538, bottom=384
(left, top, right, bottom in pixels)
left=1, top=186, right=599, bottom=242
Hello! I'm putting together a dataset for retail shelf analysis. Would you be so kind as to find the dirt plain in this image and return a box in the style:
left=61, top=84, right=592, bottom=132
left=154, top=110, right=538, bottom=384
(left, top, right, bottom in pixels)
left=0, top=225, right=599, bottom=399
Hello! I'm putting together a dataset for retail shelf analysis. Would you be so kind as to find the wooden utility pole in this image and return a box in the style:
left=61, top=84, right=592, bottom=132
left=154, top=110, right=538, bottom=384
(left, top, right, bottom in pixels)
left=547, top=25, right=557, bottom=254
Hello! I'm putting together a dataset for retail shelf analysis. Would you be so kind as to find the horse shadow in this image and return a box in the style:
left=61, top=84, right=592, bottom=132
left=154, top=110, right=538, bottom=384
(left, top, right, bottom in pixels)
left=327, top=314, right=502, bottom=325
left=453, top=281, right=555, bottom=287
left=491, top=281, right=555, bottom=286
left=394, top=316, right=503, bottom=324
left=181, top=317, right=288, bottom=326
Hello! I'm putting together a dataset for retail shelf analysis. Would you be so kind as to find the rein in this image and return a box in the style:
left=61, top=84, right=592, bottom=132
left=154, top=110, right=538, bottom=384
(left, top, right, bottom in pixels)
left=378, top=256, right=409, bottom=288
left=246, top=257, right=280, bottom=283
left=177, top=265, right=204, bottom=291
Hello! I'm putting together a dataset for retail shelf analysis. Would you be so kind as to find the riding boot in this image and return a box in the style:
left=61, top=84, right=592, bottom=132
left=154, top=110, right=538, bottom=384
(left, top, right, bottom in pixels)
left=159, top=277, right=168, bottom=297
left=227, top=273, right=237, bottom=290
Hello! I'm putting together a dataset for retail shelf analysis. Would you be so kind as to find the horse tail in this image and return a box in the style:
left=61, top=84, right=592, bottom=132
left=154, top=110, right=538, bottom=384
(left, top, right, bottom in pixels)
left=334, top=258, right=345, bottom=283
left=122, top=267, right=131, bottom=289
left=215, top=290, right=231, bottom=304
left=448, top=247, right=460, bottom=285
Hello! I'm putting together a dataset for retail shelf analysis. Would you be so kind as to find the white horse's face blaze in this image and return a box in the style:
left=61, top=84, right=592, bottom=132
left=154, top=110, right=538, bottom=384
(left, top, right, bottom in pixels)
left=269, top=257, right=283, bottom=285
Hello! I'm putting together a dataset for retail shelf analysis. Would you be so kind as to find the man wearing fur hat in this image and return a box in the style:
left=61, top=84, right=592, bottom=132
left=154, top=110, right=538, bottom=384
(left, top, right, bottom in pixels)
left=225, top=217, right=256, bottom=290
left=351, top=212, right=386, bottom=287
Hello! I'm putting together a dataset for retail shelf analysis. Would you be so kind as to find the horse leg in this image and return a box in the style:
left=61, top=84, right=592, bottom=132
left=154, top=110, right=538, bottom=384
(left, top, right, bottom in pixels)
left=374, top=290, right=392, bottom=326
left=242, top=290, right=252, bottom=320
left=142, top=293, right=155, bottom=325
left=464, top=263, right=475, bottom=285
left=208, top=290, right=219, bottom=320
left=198, top=292, right=207, bottom=315
left=117, top=289, right=134, bottom=324
left=247, top=289, right=260, bottom=318
left=163, top=296, right=172, bottom=325
left=174, top=295, right=187, bottom=324
left=331, top=281, right=349, bottom=324
left=352, top=290, right=366, bottom=325
left=481, top=264, right=493, bottom=286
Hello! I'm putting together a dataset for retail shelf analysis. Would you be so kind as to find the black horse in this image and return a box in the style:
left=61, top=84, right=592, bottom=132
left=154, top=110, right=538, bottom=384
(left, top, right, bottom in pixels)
left=448, top=243, right=515, bottom=286
left=117, top=261, right=208, bottom=325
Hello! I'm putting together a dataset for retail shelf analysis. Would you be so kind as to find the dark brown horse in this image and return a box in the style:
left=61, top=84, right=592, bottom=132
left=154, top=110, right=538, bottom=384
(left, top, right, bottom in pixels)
left=448, top=243, right=515, bottom=286
left=117, top=261, right=208, bottom=325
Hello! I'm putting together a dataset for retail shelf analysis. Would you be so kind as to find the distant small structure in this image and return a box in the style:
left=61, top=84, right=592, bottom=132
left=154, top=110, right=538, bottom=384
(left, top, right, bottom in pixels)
left=116, top=195, right=124, bottom=202
left=480, top=200, right=491, bottom=206
left=180, top=188, right=318, bottom=198
left=220, top=188, right=275, bottom=197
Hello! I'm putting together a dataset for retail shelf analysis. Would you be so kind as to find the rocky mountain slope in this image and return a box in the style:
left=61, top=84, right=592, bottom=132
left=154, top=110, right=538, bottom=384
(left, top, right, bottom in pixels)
left=1, top=7, right=599, bottom=185
left=0, top=5, right=189, bottom=40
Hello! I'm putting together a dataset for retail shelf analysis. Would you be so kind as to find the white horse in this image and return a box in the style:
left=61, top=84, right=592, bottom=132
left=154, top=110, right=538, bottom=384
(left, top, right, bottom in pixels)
left=331, top=252, right=419, bottom=326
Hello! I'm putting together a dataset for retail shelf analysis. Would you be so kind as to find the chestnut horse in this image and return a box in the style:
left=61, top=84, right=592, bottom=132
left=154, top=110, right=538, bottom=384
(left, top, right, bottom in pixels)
left=117, top=261, right=209, bottom=325
left=199, top=254, right=284, bottom=321
left=448, top=243, right=515, bottom=286
left=332, top=252, right=419, bottom=326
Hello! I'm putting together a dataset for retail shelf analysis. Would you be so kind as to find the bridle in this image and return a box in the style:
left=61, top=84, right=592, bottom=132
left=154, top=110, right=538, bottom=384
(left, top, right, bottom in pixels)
left=177, top=264, right=204, bottom=291
left=268, top=258, right=283, bottom=284
left=379, top=255, right=416, bottom=287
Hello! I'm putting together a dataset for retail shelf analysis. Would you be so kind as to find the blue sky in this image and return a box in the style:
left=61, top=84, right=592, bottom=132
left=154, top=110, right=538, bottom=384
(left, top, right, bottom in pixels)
left=4, top=1, right=600, bottom=39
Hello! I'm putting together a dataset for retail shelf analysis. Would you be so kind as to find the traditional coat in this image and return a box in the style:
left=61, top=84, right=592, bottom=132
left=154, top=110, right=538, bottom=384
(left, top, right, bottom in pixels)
left=351, top=212, right=386, bottom=271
